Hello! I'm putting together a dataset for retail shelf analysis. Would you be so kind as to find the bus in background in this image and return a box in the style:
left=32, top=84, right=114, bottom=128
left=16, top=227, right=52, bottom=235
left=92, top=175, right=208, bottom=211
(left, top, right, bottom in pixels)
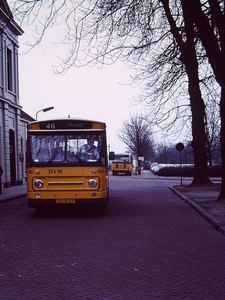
left=26, top=119, right=109, bottom=211
left=109, top=152, right=133, bottom=176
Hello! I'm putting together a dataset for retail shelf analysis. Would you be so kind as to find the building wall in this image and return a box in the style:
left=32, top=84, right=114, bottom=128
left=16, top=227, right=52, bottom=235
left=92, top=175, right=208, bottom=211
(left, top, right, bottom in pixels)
left=0, top=1, right=32, bottom=190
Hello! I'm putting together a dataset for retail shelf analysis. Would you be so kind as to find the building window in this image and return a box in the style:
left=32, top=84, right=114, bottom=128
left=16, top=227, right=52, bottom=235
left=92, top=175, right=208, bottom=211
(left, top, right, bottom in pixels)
left=7, top=48, right=13, bottom=91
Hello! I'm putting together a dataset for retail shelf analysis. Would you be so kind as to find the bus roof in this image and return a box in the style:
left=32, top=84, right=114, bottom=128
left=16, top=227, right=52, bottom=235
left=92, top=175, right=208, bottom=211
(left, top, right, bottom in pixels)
left=28, top=118, right=106, bottom=130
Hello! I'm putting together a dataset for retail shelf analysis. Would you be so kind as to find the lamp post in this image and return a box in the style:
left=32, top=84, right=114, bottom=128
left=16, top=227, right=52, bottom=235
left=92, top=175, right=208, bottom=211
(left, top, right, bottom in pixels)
left=36, top=106, right=54, bottom=120
left=127, top=124, right=139, bottom=176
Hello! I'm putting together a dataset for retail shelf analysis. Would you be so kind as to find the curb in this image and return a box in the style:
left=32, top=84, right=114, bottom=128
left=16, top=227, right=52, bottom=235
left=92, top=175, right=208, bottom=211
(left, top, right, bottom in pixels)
left=0, top=193, right=27, bottom=204
left=169, top=186, right=225, bottom=237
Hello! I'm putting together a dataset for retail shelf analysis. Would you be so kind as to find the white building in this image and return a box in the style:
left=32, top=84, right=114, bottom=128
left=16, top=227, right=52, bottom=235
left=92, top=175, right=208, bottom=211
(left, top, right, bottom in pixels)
left=0, top=0, right=34, bottom=190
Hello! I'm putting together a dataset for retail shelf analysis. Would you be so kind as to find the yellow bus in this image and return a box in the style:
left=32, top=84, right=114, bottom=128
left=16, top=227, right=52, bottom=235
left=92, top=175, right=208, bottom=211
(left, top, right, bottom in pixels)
left=26, top=119, right=109, bottom=211
left=109, top=152, right=133, bottom=176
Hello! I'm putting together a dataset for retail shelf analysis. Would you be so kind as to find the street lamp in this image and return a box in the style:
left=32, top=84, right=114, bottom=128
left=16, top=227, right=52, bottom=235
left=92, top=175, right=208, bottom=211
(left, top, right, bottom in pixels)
left=127, top=123, right=139, bottom=176
left=36, top=106, right=54, bottom=120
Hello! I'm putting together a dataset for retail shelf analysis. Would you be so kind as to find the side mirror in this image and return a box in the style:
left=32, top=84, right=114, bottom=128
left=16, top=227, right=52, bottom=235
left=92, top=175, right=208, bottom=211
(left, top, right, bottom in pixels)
left=109, top=151, right=115, bottom=160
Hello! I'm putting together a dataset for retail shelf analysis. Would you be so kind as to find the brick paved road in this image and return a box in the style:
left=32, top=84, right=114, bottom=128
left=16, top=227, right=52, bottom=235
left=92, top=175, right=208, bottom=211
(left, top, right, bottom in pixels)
left=0, top=175, right=225, bottom=299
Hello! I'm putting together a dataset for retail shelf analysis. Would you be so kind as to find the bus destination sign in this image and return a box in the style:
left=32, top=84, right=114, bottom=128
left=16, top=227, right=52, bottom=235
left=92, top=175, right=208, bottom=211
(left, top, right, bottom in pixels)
left=40, top=120, right=93, bottom=130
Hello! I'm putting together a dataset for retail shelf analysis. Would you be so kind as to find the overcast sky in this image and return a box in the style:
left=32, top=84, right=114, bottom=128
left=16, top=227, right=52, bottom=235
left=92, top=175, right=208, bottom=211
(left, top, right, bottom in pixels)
left=18, top=24, right=143, bottom=153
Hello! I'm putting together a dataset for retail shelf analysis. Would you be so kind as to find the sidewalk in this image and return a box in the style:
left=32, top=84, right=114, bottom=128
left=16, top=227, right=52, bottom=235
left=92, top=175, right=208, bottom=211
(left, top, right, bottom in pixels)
left=0, top=183, right=27, bottom=204
left=133, top=170, right=225, bottom=236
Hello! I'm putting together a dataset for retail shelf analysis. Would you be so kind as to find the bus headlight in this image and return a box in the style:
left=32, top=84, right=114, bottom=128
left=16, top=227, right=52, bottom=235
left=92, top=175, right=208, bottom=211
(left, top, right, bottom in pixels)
left=35, top=179, right=43, bottom=188
left=88, top=179, right=97, bottom=188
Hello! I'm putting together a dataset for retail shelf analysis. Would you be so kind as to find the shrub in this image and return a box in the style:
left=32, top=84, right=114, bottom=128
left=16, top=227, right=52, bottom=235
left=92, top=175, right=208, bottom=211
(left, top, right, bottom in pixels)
left=153, top=164, right=221, bottom=177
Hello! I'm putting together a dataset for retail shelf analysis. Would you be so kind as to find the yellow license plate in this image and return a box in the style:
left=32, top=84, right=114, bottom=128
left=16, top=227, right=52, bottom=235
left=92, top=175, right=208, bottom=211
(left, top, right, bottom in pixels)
left=56, top=199, right=76, bottom=204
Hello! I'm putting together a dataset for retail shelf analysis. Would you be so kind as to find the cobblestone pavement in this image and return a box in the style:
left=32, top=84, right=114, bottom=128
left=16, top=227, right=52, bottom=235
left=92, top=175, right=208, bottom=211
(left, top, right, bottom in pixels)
left=171, top=184, right=225, bottom=236
left=0, top=175, right=225, bottom=299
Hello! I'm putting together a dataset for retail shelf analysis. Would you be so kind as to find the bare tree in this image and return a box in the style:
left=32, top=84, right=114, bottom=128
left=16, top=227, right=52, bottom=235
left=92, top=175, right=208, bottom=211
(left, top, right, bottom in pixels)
left=155, top=141, right=174, bottom=164
left=182, top=0, right=225, bottom=199
left=128, top=0, right=210, bottom=184
left=10, top=0, right=222, bottom=187
left=118, top=114, right=155, bottom=161
left=203, top=85, right=221, bottom=166
left=154, top=141, right=194, bottom=164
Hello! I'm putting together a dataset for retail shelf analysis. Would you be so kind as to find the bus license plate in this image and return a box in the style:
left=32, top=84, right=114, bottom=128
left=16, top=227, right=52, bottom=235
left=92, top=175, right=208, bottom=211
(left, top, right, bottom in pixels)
left=56, top=199, right=75, bottom=204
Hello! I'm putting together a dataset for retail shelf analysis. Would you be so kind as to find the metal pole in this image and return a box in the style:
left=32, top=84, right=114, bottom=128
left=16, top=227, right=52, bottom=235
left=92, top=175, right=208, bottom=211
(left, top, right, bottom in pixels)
left=36, top=106, right=54, bottom=120
left=180, top=151, right=183, bottom=186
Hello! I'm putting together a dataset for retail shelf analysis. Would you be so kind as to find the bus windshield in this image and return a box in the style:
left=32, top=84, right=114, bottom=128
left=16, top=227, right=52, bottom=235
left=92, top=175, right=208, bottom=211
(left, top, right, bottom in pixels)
left=29, top=132, right=105, bottom=165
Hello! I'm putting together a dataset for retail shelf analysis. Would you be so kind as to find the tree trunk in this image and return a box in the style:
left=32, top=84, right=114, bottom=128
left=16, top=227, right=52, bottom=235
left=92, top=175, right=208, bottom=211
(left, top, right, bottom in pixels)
left=183, top=1, right=209, bottom=185
left=188, top=0, right=225, bottom=197
left=161, top=0, right=210, bottom=186
left=218, top=88, right=225, bottom=200
left=186, top=67, right=210, bottom=186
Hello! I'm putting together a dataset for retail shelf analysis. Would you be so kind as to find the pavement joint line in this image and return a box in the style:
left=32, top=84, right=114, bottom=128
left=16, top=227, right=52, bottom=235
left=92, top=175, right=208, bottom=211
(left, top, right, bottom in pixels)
left=169, top=186, right=225, bottom=237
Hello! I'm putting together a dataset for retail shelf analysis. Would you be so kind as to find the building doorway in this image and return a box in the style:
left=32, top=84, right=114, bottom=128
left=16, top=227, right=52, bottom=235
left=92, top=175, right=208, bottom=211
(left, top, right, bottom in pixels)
left=9, top=129, right=16, bottom=186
